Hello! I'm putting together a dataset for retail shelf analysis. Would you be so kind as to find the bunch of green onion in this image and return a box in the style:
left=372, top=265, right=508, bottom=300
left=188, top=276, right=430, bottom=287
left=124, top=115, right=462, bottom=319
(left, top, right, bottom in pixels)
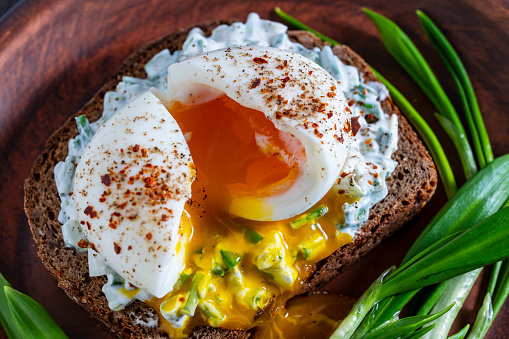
left=275, top=7, right=508, bottom=339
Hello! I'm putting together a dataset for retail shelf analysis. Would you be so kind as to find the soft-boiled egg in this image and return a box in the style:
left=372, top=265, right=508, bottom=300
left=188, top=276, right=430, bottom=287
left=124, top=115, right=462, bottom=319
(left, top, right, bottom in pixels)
left=73, top=46, right=352, bottom=298
left=167, top=46, right=352, bottom=221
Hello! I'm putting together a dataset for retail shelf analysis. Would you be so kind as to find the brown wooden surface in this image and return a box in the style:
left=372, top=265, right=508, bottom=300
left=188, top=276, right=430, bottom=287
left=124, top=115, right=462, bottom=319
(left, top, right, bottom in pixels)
left=0, top=0, right=508, bottom=338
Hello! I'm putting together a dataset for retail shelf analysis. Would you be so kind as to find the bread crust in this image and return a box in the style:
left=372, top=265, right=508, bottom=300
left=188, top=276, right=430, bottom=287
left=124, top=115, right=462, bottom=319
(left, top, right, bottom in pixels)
left=24, top=20, right=437, bottom=339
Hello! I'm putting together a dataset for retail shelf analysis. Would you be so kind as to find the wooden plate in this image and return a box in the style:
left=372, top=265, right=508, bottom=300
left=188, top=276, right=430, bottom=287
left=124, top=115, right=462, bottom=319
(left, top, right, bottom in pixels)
left=0, top=0, right=507, bottom=338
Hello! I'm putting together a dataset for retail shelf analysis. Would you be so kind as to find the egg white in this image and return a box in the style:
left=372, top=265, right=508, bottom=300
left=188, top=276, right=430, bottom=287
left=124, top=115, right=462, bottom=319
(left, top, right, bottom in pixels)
left=73, top=89, right=194, bottom=298
left=167, top=46, right=352, bottom=221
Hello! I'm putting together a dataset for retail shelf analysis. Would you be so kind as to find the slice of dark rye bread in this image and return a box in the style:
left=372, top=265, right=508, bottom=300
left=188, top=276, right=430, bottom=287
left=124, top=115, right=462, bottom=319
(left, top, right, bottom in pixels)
left=24, top=19, right=437, bottom=339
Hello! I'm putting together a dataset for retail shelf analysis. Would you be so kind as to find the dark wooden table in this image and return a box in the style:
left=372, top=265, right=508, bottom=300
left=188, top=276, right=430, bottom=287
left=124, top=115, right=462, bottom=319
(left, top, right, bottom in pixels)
left=0, top=0, right=507, bottom=338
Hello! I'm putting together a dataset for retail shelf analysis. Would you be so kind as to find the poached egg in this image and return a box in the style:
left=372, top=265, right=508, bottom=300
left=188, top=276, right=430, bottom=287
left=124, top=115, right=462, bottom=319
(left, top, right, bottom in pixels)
left=73, top=46, right=352, bottom=298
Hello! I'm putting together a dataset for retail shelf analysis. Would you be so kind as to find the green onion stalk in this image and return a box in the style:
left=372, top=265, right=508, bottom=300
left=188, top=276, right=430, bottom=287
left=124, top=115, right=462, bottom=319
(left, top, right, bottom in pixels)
left=274, top=7, right=507, bottom=338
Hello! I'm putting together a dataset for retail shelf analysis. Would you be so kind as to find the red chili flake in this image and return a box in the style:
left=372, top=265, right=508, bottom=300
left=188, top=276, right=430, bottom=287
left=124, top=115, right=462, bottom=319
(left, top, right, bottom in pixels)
left=146, top=233, right=153, bottom=240
left=368, top=180, right=374, bottom=185
left=337, top=135, right=344, bottom=143
left=327, top=92, right=336, bottom=98
left=308, top=71, right=313, bottom=75
left=253, top=57, right=268, bottom=64
left=250, top=78, right=261, bottom=89
left=327, top=111, right=334, bottom=119
left=133, top=144, right=140, bottom=152
left=84, top=206, right=97, bottom=218
left=343, top=120, right=352, bottom=133
left=77, top=239, right=88, bottom=248
left=109, top=222, right=117, bottom=229
left=112, top=212, right=121, bottom=217
left=351, top=116, right=361, bottom=136
left=338, top=189, right=346, bottom=194
left=119, top=202, right=128, bottom=209
left=101, top=174, right=111, bottom=187
left=348, top=99, right=355, bottom=107
left=373, top=165, right=378, bottom=169
left=275, top=111, right=282, bottom=120
left=86, top=221, right=91, bottom=230
left=141, top=148, right=148, bottom=157
left=365, top=138, right=372, bottom=144
left=99, top=197, right=106, bottom=203
left=114, top=242, right=121, bottom=254
left=161, top=214, right=169, bottom=221
left=330, top=86, right=336, bottom=91
left=314, top=128, right=324, bottom=138
left=89, top=242, right=96, bottom=251
left=281, top=76, right=290, bottom=83
left=374, top=173, right=379, bottom=178
left=365, top=114, right=378, bottom=123
left=80, top=221, right=85, bottom=225
left=340, top=172, right=349, bottom=178
left=179, top=296, right=186, bottom=302
left=68, top=192, right=73, bottom=196
left=128, top=245, right=132, bottom=250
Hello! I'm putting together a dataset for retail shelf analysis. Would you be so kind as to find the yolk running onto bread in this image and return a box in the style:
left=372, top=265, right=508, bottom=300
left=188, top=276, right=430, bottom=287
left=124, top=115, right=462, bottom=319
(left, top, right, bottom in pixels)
left=147, top=95, right=356, bottom=338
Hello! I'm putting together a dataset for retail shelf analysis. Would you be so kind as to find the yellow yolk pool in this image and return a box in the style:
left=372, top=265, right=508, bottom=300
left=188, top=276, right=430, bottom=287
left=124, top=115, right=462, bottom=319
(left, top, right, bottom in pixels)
left=148, top=95, right=356, bottom=338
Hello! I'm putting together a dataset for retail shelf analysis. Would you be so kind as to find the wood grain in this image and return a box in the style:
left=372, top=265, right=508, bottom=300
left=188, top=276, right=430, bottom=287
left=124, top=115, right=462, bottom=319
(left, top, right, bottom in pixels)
left=0, top=0, right=507, bottom=338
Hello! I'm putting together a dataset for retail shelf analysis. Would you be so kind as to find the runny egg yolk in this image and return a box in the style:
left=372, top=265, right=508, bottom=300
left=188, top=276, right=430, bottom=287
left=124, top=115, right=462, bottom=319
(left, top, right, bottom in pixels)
left=150, top=94, right=356, bottom=338
left=171, top=95, right=305, bottom=220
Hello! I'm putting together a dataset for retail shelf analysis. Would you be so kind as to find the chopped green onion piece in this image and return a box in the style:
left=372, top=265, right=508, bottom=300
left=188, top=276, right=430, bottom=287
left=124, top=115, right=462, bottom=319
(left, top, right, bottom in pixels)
left=199, top=300, right=225, bottom=327
left=244, top=229, right=263, bottom=244
left=211, top=262, right=225, bottom=277
left=220, top=250, right=243, bottom=270
left=173, top=270, right=192, bottom=291
left=182, top=272, right=204, bottom=316
left=290, top=205, right=328, bottom=229
left=298, top=232, right=326, bottom=260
